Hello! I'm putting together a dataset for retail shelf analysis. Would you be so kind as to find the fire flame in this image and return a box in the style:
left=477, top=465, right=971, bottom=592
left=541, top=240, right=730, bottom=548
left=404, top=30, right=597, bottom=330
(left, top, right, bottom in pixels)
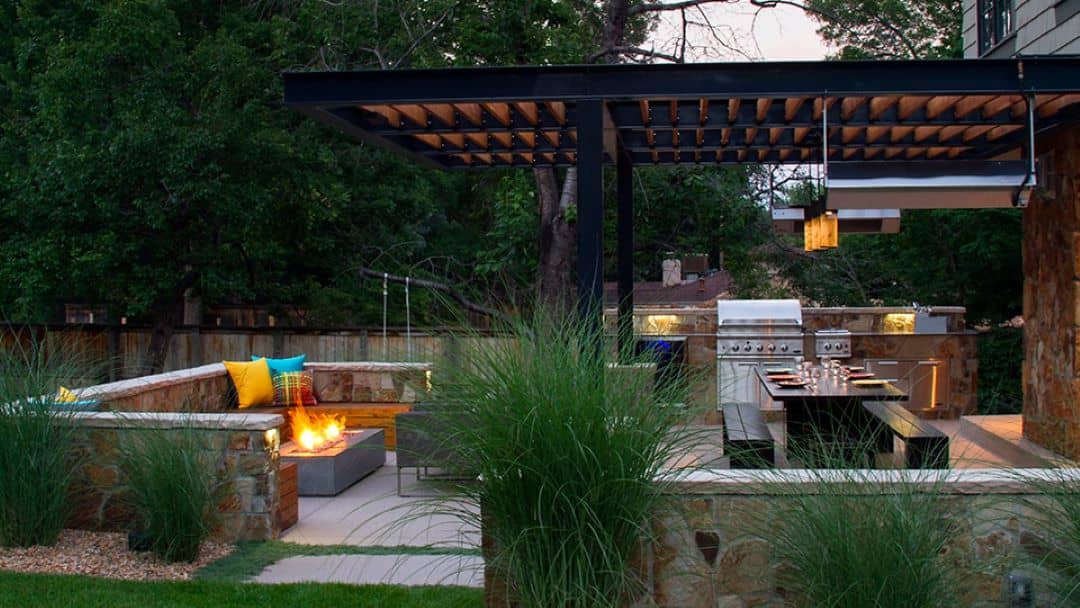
left=289, top=404, right=346, bottom=452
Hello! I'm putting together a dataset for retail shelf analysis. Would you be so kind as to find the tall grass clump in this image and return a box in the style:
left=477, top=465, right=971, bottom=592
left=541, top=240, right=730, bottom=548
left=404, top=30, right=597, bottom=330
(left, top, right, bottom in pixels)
left=756, top=461, right=965, bottom=608
left=1016, top=468, right=1080, bottom=605
left=428, top=312, right=703, bottom=608
left=0, top=329, right=101, bottom=547
left=117, top=421, right=227, bottom=562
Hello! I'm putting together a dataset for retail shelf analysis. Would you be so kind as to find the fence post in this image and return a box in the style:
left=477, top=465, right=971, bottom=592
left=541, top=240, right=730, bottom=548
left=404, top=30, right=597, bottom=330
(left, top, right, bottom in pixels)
left=108, top=326, right=121, bottom=382
left=272, top=329, right=284, bottom=358
left=358, top=330, right=369, bottom=361
left=191, top=325, right=202, bottom=368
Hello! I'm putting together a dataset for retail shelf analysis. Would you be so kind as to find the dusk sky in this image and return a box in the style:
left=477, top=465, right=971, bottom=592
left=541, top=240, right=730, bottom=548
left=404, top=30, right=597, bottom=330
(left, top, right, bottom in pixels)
left=651, top=1, right=830, bottom=62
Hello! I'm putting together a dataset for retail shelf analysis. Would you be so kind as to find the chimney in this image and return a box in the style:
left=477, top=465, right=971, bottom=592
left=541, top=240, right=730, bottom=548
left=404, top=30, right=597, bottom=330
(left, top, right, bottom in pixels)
left=661, top=258, right=682, bottom=287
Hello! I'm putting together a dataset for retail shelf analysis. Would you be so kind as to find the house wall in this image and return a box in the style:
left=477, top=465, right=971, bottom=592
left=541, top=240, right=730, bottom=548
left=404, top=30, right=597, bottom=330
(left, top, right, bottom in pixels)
left=964, top=0, right=1080, bottom=58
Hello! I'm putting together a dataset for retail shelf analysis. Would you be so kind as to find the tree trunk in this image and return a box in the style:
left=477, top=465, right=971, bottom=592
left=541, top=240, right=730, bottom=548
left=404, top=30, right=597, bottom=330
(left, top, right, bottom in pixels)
left=536, top=167, right=577, bottom=313
left=145, top=271, right=200, bottom=375
left=145, top=303, right=179, bottom=375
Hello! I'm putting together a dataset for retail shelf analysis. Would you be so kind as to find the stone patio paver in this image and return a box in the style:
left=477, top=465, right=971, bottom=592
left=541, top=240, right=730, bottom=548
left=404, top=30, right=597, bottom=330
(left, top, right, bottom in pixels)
left=253, top=553, right=483, bottom=587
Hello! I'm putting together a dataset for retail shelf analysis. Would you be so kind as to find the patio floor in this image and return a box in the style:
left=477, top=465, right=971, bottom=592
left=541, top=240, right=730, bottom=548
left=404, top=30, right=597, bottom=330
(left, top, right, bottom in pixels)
left=252, top=450, right=483, bottom=587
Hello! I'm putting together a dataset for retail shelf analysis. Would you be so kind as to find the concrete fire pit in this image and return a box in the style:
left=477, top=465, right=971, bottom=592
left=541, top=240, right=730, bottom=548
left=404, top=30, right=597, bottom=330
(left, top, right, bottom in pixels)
left=280, top=429, right=386, bottom=496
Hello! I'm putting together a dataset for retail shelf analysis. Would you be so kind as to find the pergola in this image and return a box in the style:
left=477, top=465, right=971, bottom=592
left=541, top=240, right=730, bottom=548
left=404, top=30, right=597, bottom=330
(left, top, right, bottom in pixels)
left=283, top=57, right=1080, bottom=336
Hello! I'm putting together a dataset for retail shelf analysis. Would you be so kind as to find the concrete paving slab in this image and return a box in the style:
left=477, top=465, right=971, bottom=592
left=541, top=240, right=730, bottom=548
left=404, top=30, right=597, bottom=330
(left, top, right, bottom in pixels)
left=253, top=554, right=483, bottom=587
left=281, top=450, right=481, bottom=549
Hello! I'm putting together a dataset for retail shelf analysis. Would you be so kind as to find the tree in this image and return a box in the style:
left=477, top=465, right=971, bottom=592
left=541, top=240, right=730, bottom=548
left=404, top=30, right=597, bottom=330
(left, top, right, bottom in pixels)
left=0, top=1, right=460, bottom=370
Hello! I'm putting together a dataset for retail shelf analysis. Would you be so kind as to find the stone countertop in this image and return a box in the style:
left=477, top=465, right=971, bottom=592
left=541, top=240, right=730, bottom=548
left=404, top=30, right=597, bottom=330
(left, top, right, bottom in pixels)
left=69, top=411, right=284, bottom=431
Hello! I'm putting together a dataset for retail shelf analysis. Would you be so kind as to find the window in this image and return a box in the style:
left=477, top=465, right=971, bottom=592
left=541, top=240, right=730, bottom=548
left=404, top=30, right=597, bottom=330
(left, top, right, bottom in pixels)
left=978, top=0, right=1015, bottom=54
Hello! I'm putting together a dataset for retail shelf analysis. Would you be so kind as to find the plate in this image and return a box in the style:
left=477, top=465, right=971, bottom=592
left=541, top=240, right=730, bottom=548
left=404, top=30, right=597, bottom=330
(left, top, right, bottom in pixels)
left=852, top=379, right=887, bottom=387
left=777, top=380, right=808, bottom=388
left=764, top=368, right=793, bottom=374
left=848, top=372, right=875, bottom=379
left=767, top=374, right=800, bottom=381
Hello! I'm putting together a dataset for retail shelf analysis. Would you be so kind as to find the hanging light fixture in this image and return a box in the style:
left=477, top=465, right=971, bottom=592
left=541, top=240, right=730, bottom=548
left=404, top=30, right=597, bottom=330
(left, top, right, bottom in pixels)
left=820, top=211, right=838, bottom=249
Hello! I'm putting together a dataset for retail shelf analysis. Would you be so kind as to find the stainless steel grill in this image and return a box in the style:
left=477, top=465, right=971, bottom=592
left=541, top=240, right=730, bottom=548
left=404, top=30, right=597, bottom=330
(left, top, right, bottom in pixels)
left=813, top=328, right=852, bottom=359
left=716, top=300, right=804, bottom=408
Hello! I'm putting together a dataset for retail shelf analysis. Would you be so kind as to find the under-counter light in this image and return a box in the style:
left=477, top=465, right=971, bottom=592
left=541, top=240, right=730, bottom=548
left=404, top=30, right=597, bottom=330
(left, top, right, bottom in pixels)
left=883, top=313, right=915, bottom=334
left=636, top=315, right=680, bottom=335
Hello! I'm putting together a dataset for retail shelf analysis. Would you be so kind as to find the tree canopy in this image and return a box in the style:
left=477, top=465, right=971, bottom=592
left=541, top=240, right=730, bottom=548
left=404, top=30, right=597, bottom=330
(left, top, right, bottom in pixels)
left=0, top=0, right=1021, bottom=358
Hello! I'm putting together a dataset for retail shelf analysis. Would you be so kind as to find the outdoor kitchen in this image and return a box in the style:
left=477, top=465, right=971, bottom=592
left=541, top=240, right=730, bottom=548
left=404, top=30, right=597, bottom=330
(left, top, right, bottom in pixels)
left=614, top=300, right=976, bottom=416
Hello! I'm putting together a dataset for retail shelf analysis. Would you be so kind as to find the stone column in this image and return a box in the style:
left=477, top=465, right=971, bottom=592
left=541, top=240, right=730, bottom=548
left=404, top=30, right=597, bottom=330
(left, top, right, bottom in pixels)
left=1023, top=126, right=1080, bottom=458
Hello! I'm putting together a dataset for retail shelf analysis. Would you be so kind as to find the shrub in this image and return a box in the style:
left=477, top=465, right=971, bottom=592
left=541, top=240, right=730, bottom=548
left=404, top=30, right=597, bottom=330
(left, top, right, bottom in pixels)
left=0, top=330, right=100, bottom=547
left=977, top=327, right=1022, bottom=415
left=427, top=313, right=703, bottom=608
left=1016, top=469, right=1080, bottom=606
left=117, top=422, right=227, bottom=562
left=756, top=466, right=965, bottom=608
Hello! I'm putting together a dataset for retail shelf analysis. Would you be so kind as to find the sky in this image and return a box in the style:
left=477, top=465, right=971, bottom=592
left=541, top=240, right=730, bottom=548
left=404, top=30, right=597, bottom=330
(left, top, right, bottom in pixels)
left=649, top=1, right=830, bottom=62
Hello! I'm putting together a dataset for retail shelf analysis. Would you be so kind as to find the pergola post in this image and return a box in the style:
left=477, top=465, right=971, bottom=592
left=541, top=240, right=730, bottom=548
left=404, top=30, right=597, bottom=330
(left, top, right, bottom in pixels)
left=616, top=144, right=634, bottom=360
left=576, top=99, right=605, bottom=331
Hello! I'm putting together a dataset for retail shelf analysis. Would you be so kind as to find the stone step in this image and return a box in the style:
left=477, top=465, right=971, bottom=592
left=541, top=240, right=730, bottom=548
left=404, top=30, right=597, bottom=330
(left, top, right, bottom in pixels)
left=959, top=415, right=1071, bottom=467
left=252, top=553, right=483, bottom=587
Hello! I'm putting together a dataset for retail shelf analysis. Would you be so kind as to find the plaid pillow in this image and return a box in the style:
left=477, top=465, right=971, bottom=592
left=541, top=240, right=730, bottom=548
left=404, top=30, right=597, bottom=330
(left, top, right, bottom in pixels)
left=273, top=371, right=317, bottom=408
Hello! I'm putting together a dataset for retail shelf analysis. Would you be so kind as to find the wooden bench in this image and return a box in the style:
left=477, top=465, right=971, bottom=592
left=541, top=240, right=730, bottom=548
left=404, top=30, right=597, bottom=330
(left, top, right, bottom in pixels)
left=722, top=403, right=775, bottom=469
left=252, top=403, right=411, bottom=450
left=862, top=401, right=950, bottom=469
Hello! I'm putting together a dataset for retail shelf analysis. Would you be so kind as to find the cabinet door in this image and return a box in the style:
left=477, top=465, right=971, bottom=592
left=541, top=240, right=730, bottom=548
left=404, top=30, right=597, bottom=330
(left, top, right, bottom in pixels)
left=864, top=359, right=947, bottom=410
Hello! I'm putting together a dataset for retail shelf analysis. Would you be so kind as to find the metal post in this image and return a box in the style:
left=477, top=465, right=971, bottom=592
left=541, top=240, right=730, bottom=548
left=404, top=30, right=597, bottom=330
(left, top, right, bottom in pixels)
left=576, top=99, right=605, bottom=330
left=616, top=144, right=635, bottom=361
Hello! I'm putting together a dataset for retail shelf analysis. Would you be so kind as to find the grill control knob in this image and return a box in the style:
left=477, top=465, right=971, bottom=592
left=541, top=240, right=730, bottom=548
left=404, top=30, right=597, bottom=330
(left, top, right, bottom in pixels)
left=824, top=343, right=832, bottom=351
left=835, top=342, right=845, bottom=351
left=780, top=344, right=788, bottom=352
left=767, top=344, right=776, bottom=352
left=756, top=344, right=763, bottom=352
left=731, top=344, right=739, bottom=352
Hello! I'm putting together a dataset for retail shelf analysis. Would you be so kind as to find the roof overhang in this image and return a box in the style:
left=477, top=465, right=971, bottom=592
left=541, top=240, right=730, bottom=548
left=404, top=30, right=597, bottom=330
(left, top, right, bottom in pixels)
left=284, top=57, right=1080, bottom=170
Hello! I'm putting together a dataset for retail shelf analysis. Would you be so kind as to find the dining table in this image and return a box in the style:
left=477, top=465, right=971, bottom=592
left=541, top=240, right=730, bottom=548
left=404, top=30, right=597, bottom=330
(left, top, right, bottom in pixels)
left=754, top=365, right=908, bottom=464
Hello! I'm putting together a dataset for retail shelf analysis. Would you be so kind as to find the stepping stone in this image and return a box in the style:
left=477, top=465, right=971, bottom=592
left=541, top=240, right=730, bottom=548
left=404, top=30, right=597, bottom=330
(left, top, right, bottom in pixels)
left=252, top=553, right=483, bottom=587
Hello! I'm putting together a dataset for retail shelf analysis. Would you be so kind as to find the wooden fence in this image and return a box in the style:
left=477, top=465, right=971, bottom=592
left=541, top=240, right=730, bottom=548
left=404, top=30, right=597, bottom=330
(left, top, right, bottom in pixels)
left=0, top=325, right=496, bottom=381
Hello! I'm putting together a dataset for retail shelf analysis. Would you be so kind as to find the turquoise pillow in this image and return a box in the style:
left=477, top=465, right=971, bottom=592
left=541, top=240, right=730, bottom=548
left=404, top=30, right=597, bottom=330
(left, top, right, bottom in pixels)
left=251, top=354, right=306, bottom=376
left=50, top=399, right=101, bottom=411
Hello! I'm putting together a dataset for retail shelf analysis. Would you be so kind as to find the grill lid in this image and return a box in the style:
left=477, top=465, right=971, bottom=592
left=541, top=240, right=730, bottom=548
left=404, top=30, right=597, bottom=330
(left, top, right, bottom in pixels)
left=717, top=299, right=803, bottom=328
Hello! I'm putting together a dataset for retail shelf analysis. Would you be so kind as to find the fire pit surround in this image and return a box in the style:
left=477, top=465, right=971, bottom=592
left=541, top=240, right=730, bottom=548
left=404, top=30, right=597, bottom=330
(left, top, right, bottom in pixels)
left=280, top=428, right=385, bottom=496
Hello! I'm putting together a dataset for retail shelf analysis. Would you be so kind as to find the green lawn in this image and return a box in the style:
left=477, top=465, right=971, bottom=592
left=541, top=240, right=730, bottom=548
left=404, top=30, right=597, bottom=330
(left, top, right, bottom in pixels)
left=0, top=571, right=482, bottom=608
left=194, top=541, right=481, bottom=583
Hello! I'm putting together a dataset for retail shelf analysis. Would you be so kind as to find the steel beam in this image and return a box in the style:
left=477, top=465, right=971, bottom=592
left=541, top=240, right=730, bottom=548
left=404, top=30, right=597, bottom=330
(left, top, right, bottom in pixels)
left=616, top=143, right=634, bottom=361
left=576, top=100, right=605, bottom=327
left=283, top=58, right=1080, bottom=107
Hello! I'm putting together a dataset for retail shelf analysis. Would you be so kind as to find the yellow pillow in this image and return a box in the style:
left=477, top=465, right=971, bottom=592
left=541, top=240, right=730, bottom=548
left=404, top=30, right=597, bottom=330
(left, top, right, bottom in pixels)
left=57, top=386, right=78, bottom=403
left=223, top=359, right=275, bottom=408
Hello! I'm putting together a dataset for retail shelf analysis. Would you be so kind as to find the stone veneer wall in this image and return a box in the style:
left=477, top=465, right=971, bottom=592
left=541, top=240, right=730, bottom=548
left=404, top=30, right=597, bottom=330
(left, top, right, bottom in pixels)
left=68, top=412, right=284, bottom=542
left=646, top=469, right=1062, bottom=607
left=486, top=469, right=1074, bottom=607
left=1024, top=126, right=1080, bottom=460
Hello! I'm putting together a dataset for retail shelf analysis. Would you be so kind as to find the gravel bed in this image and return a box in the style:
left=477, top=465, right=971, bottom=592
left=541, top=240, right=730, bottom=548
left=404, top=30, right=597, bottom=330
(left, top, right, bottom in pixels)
left=0, top=529, right=233, bottom=581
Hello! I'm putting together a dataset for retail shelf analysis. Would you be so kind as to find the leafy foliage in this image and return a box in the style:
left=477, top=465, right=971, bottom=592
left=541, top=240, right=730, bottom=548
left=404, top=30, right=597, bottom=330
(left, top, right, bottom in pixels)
left=977, top=327, right=1023, bottom=414
left=806, top=0, right=964, bottom=59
